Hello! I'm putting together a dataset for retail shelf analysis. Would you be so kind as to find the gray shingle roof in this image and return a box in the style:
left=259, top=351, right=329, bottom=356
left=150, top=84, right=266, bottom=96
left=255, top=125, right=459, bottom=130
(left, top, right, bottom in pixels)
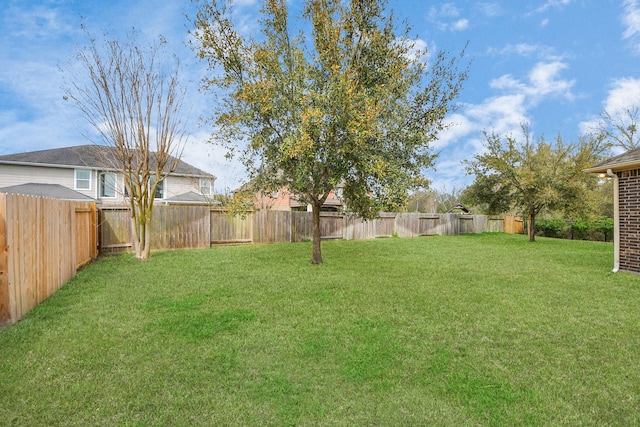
left=585, top=147, right=640, bottom=173
left=0, top=145, right=214, bottom=178
left=164, top=191, right=221, bottom=205
left=0, top=183, right=95, bottom=201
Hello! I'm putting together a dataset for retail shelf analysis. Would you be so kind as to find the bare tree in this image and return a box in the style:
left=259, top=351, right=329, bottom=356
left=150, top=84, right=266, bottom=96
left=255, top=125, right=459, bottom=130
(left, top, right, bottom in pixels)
left=597, top=104, right=640, bottom=151
left=64, top=29, right=188, bottom=259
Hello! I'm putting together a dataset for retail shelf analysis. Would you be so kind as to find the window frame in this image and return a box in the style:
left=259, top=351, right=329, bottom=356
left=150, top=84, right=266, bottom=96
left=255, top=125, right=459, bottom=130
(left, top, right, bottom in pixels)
left=99, top=172, right=117, bottom=199
left=150, top=175, right=165, bottom=199
left=199, top=178, right=213, bottom=196
left=74, top=169, right=91, bottom=191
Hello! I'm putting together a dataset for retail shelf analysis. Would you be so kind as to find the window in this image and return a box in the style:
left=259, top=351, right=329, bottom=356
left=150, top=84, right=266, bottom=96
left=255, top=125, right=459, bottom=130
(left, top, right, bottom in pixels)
left=75, top=169, right=91, bottom=190
left=124, top=175, right=164, bottom=199
left=199, top=178, right=213, bottom=195
left=99, top=172, right=117, bottom=198
left=150, top=176, right=164, bottom=199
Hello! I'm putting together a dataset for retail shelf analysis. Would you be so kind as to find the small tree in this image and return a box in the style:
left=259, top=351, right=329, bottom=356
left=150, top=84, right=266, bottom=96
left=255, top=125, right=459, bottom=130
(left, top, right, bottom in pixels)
left=191, top=0, right=467, bottom=264
left=464, top=127, right=607, bottom=242
left=64, top=29, right=188, bottom=259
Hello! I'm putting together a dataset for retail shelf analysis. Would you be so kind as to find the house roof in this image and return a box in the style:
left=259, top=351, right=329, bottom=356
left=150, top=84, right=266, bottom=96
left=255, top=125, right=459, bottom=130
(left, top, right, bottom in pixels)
left=0, top=145, right=215, bottom=178
left=164, top=191, right=221, bottom=205
left=0, top=183, right=95, bottom=201
left=585, top=147, right=640, bottom=173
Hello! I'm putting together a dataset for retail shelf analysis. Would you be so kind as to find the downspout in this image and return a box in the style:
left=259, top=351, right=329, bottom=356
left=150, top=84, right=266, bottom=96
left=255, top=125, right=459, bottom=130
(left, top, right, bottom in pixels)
left=607, top=169, right=620, bottom=273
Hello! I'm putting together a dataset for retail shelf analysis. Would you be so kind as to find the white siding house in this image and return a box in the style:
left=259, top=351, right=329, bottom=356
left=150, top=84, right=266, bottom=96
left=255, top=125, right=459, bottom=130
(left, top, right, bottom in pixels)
left=0, top=145, right=217, bottom=205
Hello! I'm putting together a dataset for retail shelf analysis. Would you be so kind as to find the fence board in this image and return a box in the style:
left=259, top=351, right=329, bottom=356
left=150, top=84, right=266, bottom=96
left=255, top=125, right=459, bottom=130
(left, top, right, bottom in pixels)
left=253, top=210, right=292, bottom=243
left=291, top=211, right=312, bottom=242
left=0, top=194, right=97, bottom=325
left=487, top=217, right=504, bottom=232
left=343, top=214, right=374, bottom=240
left=0, top=194, right=8, bottom=323
left=320, top=213, right=344, bottom=240
left=210, top=210, right=252, bottom=243
left=99, top=207, right=131, bottom=253
left=504, top=215, right=524, bottom=234
left=375, top=214, right=396, bottom=237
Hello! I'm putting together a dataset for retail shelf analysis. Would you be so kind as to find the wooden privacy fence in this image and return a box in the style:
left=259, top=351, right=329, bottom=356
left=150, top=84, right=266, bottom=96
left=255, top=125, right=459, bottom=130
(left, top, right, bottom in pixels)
left=99, top=206, right=521, bottom=252
left=99, top=205, right=212, bottom=254
left=0, top=194, right=97, bottom=325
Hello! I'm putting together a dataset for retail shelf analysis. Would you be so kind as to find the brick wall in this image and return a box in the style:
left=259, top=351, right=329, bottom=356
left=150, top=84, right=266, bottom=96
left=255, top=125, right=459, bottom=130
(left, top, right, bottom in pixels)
left=617, top=169, right=640, bottom=273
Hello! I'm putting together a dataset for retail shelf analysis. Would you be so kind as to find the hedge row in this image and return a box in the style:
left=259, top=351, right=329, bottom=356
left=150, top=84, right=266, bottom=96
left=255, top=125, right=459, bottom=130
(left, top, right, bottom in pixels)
left=535, top=216, right=614, bottom=242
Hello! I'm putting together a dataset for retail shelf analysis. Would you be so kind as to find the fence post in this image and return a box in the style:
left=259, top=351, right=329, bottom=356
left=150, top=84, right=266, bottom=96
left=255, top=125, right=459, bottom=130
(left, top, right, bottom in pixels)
left=0, top=194, right=9, bottom=325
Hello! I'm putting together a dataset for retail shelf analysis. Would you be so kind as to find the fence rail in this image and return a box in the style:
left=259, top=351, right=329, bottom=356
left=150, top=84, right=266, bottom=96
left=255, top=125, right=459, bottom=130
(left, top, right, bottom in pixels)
left=0, top=194, right=97, bottom=325
left=100, top=207, right=522, bottom=252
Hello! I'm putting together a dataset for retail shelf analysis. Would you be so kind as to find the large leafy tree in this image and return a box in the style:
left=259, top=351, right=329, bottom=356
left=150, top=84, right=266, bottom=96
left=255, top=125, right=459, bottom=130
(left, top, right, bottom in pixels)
left=64, top=30, right=188, bottom=259
left=190, top=0, right=467, bottom=264
left=464, top=127, right=608, bottom=242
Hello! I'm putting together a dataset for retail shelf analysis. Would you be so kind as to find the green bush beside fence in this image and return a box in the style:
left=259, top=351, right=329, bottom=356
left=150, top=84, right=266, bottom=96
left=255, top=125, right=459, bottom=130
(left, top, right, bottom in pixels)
left=536, top=216, right=614, bottom=242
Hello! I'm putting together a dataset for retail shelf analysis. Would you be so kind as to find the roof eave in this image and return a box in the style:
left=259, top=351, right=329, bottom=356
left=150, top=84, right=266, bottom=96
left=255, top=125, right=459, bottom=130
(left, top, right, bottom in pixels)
left=585, top=160, right=640, bottom=174
left=0, top=160, right=110, bottom=171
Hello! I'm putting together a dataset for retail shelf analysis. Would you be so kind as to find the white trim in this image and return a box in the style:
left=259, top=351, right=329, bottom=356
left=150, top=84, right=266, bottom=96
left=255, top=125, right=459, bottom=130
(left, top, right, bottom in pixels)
left=199, top=177, right=213, bottom=195
left=607, top=169, right=620, bottom=273
left=99, top=172, right=118, bottom=199
left=74, top=169, right=91, bottom=191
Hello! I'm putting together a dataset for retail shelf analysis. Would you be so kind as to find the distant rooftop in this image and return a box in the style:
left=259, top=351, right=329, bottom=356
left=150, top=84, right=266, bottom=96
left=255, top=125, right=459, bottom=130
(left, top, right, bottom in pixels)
left=164, top=191, right=221, bottom=205
left=0, top=183, right=95, bottom=201
left=0, top=145, right=214, bottom=178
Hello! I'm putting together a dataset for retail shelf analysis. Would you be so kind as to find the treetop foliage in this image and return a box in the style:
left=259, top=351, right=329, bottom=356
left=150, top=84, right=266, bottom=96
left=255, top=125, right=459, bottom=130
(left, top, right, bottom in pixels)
left=464, top=126, right=610, bottom=241
left=190, top=0, right=468, bottom=218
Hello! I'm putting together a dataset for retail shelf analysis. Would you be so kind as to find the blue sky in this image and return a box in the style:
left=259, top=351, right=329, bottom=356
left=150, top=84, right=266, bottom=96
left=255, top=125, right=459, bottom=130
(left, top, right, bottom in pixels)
left=2, top=0, right=640, bottom=192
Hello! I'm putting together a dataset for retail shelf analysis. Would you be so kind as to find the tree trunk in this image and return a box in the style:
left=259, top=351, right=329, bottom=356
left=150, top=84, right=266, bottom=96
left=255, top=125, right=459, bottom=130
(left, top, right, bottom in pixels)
left=528, top=213, right=536, bottom=242
left=130, top=215, right=141, bottom=257
left=131, top=210, right=152, bottom=260
left=310, top=203, right=323, bottom=265
left=140, top=222, right=152, bottom=260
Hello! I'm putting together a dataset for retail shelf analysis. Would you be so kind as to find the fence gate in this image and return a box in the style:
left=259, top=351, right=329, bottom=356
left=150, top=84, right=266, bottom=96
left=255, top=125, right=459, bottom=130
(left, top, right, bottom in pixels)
left=75, top=206, right=97, bottom=268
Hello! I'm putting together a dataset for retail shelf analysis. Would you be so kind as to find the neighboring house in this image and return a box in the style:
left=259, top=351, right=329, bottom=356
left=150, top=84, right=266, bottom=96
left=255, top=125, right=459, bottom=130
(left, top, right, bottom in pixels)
left=586, top=147, right=640, bottom=274
left=0, top=145, right=217, bottom=205
left=254, top=185, right=345, bottom=212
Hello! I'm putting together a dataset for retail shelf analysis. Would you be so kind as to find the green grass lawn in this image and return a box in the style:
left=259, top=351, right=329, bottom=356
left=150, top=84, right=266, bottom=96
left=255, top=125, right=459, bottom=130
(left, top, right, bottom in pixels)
left=2, top=233, right=640, bottom=426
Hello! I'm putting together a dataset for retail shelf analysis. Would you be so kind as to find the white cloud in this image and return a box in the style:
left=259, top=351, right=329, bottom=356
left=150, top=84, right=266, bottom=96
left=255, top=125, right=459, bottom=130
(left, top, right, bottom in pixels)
left=466, top=94, right=529, bottom=134
left=578, top=77, right=640, bottom=149
left=531, top=0, right=572, bottom=14
left=180, top=134, right=246, bottom=193
left=622, top=0, right=640, bottom=53
left=397, top=37, right=431, bottom=63
left=603, top=77, right=640, bottom=114
left=430, top=58, right=576, bottom=188
left=489, top=61, right=574, bottom=105
left=428, top=3, right=469, bottom=32
left=452, top=19, right=469, bottom=31
left=476, top=3, right=502, bottom=17
left=3, top=4, right=75, bottom=40
left=527, top=61, right=574, bottom=100
left=432, top=112, right=475, bottom=150
left=430, top=3, right=461, bottom=18
left=490, top=43, right=561, bottom=61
